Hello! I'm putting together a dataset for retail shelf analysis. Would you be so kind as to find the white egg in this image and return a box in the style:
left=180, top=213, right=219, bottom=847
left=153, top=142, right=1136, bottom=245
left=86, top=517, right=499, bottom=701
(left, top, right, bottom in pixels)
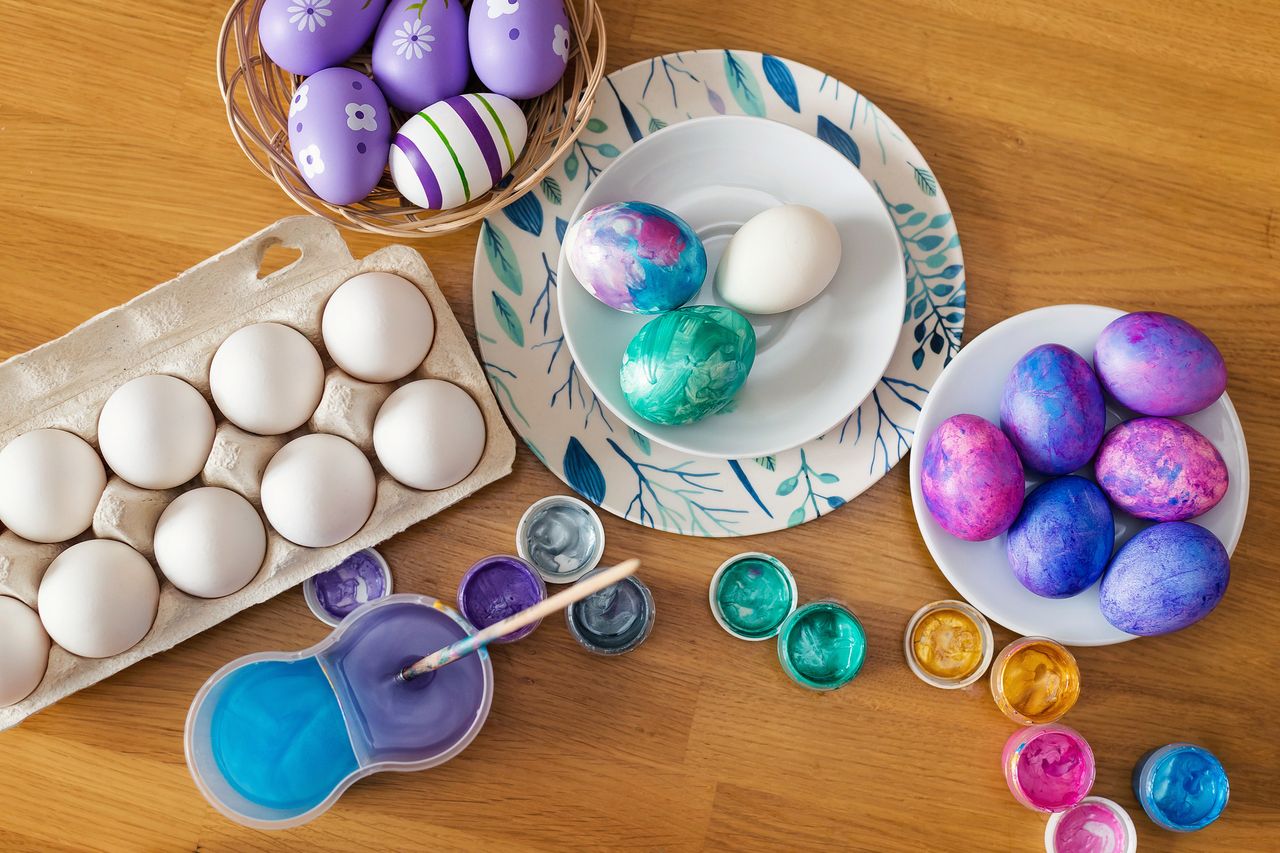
left=261, top=433, right=376, bottom=547
left=322, top=272, right=436, bottom=383
left=713, top=204, right=843, bottom=315
left=0, top=429, right=106, bottom=543
left=0, top=596, right=51, bottom=707
left=373, top=379, right=485, bottom=491
left=153, top=487, right=267, bottom=598
left=97, top=375, right=216, bottom=490
left=38, top=539, right=159, bottom=658
left=209, top=323, right=325, bottom=435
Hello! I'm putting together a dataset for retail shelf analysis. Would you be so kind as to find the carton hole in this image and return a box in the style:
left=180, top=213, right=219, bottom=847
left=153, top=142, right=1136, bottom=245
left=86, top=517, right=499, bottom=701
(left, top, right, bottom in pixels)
left=256, top=242, right=303, bottom=281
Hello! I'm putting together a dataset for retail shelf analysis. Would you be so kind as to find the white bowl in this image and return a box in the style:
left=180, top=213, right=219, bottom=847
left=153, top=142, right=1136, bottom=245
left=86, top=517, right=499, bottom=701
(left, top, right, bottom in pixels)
left=909, top=304, right=1249, bottom=646
left=557, top=116, right=905, bottom=459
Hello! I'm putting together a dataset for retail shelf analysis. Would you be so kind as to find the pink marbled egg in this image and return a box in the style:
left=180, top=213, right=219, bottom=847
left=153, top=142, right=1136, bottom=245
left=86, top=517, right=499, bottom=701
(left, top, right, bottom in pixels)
left=1095, top=417, right=1228, bottom=522
left=920, top=414, right=1025, bottom=542
left=1094, top=312, right=1227, bottom=416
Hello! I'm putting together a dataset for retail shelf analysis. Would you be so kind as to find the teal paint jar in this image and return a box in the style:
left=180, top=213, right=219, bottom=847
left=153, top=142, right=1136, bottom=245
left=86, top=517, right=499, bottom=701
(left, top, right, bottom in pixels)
left=776, top=600, right=867, bottom=690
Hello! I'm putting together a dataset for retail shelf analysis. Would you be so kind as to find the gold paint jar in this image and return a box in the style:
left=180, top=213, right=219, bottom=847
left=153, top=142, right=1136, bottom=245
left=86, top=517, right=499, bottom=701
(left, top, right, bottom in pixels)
left=904, top=600, right=993, bottom=689
left=990, top=636, right=1081, bottom=725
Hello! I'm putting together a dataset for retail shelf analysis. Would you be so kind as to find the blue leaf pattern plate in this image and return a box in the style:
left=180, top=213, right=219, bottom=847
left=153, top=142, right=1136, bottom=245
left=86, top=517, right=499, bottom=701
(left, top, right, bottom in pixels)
left=472, top=50, right=966, bottom=537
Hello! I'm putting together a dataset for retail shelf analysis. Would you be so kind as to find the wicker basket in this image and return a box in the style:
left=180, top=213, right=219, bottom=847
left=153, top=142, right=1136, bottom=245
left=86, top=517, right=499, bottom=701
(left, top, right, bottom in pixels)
left=216, top=0, right=605, bottom=237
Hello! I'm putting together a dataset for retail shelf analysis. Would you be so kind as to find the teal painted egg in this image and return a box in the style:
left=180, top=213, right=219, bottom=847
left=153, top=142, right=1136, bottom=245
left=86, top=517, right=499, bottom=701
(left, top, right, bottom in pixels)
left=620, top=306, right=755, bottom=425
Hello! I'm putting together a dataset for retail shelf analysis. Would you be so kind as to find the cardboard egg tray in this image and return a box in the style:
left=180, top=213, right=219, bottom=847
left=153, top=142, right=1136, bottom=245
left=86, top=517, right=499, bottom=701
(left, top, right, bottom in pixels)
left=0, top=216, right=515, bottom=730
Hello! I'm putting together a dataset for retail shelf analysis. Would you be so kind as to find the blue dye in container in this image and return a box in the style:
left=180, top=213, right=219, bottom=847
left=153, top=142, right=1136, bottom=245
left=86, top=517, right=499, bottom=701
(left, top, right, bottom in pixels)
left=1132, top=743, right=1229, bottom=832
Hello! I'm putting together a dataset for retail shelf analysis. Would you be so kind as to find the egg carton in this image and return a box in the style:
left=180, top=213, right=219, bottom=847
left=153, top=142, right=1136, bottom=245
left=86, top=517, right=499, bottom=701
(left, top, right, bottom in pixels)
left=0, top=216, right=515, bottom=730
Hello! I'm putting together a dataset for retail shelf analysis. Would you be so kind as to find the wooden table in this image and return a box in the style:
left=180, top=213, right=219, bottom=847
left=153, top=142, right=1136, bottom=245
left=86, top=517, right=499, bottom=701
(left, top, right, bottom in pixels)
left=1, top=1, right=1276, bottom=849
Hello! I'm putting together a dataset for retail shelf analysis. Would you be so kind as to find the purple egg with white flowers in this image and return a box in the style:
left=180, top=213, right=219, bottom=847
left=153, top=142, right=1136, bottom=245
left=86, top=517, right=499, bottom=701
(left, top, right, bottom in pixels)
left=1099, top=521, right=1229, bottom=635
left=1007, top=476, right=1114, bottom=598
left=288, top=68, right=392, bottom=206
left=258, top=0, right=388, bottom=76
left=1095, top=417, right=1228, bottom=522
left=920, top=414, right=1025, bottom=542
left=1001, top=343, right=1106, bottom=474
left=469, top=0, right=571, bottom=99
left=372, top=0, right=470, bottom=113
left=1094, top=311, right=1227, bottom=416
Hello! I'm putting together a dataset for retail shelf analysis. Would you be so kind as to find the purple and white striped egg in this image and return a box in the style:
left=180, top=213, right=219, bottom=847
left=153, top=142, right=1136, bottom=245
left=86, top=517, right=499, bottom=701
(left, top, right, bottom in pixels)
left=288, top=67, right=392, bottom=205
left=389, top=93, right=527, bottom=211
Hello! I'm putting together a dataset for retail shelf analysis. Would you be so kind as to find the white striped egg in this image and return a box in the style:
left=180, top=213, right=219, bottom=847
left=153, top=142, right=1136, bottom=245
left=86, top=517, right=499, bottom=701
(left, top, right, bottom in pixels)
left=389, top=93, right=528, bottom=211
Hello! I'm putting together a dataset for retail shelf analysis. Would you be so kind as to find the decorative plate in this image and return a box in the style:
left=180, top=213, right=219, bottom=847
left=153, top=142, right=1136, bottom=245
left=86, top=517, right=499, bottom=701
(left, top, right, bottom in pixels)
left=473, top=49, right=966, bottom=536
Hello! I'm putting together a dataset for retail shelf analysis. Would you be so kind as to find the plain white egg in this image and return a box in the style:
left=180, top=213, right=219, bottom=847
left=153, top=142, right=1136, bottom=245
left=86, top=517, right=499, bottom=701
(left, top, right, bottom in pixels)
left=97, top=375, right=216, bottom=490
left=0, top=429, right=106, bottom=543
left=261, top=433, right=376, bottom=547
left=209, top=323, right=324, bottom=435
left=322, top=272, right=436, bottom=383
left=153, top=487, right=267, bottom=598
left=38, top=539, right=159, bottom=658
left=373, top=379, right=486, bottom=491
left=0, top=596, right=51, bottom=707
left=713, top=204, right=843, bottom=315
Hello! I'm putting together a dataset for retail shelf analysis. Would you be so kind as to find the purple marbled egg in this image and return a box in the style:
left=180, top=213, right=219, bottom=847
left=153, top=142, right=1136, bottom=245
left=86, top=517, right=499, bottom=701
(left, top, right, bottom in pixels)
left=1094, top=311, right=1227, bottom=416
left=1007, top=476, right=1114, bottom=598
left=1099, top=521, right=1229, bottom=635
left=288, top=67, right=392, bottom=205
left=372, top=0, right=470, bottom=113
left=1000, top=343, right=1106, bottom=475
left=1095, top=417, right=1228, bottom=522
left=920, top=414, right=1025, bottom=542
left=469, top=0, right=570, bottom=99
left=258, top=0, right=388, bottom=76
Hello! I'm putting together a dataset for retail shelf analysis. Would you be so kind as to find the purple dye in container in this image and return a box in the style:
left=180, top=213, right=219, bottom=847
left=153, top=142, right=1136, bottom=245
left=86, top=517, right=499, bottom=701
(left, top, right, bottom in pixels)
left=457, top=555, right=547, bottom=643
left=307, top=549, right=391, bottom=625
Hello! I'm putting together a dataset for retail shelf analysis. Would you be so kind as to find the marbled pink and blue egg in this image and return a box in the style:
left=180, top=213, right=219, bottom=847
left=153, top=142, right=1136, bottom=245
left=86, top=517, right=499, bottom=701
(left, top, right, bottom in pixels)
left=258, top=0, right=387, bottom=76
left=565, top=202, right=707, bottom=315
left=1093, top=312, right=1227, bottom=416
left=469, top=0, right=571, bottom=99
left=1099, top=521, right=1229, bottom=635
left=1000, top=343, right=1106, bottom=475
left=288, top=67, right=392, bottom=205
left=1006, top=476, right=1114, bottom=598
left=372, top=0, right=470, bottom=113
left=920, top=414, right=1025, bottom=542
left=1095, top=417, right=1228, bottom=522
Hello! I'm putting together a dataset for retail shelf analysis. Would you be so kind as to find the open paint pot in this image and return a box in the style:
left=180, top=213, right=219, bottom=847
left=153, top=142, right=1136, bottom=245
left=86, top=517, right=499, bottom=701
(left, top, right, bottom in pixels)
left=776, top=600, right=867, bottom=691
left=990, top=636, right=1080, bottom=724
left=1002, top=723, right=1095, bottom=813
left=1045, top=796, right=1137, bottom=853
left=185, top=594, right=493, bottom=829
left=904, top=599, right=993, bottom=689
left=456, top=555, right=548, bottom=643
left=516, top=495, right=606, bottom=584
left=1132, top=743, right=1229, bottom=832
left=303, top=548, right=392, bottom=626
left=709, top=552, right=798, bottom=641
left=566, top=568, right=655, bottom=656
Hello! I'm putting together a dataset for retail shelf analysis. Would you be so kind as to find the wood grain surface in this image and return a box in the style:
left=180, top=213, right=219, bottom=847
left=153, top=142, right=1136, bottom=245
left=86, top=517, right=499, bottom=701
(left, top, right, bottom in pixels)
left=1, top=1, right=1277, bottom=850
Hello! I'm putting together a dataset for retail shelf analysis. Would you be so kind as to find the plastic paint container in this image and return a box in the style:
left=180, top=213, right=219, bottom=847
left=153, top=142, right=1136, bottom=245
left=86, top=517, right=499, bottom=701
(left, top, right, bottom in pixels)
left=709, top=552, right=798, bottom=641
left=516, top=495, right=606, bottom=584
left=1045, top=796, right=1137, bottom=853
left=990, top=636, right=1081, bottom=724
left=304, top=548, right=392, bottom=626
left=457, top=555, right=547, bottom=643
left=566, top=568, right=654, bottom=656
left=1002, top=723, right=1095, bottom=813
left=1132, top=743, right=1229, bottom=832
left=904, top=599, right=993, bottom=689
left=776, top=600, right=867, bottom=691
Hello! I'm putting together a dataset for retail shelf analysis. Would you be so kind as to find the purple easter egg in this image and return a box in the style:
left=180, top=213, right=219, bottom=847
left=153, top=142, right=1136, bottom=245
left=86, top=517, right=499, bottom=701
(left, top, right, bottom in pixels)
left=1094, top=312, right=1227, bottom=416
left=372, top=0, right=470, bottom=113
left=1007, top=476, right=1114, bottom=598
left=258, top=0, right=388, bottom=76
left=288, top=67, right=392, bottom=205
left=1095, top=417, right=1228, bottom=522
left=1000, top=344, right=1106, bottom=475
left=920, top=414, right=1025, bottom=542
left=469, top=0, right=570, bottom=99
left=1099, top=521, right=1229, bottom=635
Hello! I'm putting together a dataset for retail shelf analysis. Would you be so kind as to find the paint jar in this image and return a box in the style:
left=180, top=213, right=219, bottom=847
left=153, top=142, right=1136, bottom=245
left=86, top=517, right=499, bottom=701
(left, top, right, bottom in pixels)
left=1002, top=723, right=1095, bottom=813
left=566, top=568, right=655, bottom=655
left=456, top=555, right=547, bottom=643
left=1132, top=743, right=1229, bottom=832
left=903, top=599, right=993, bottom=689
left=516, top=495, right=605, bottom=584
left=990, top=636, right=1080, bottom=724
left=1044, top=796, right=1137, bottom=853
left=304, top=548, right=393, bottom=626
left=776, top=600, right=867, bottom=691
left=709, top=552, right=798, bottom=641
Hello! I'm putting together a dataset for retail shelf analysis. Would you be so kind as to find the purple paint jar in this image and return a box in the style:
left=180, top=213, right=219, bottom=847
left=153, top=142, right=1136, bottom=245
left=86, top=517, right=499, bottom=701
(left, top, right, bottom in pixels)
left=304, top=549, right=392, bottom=626
left=457, top=555, right=547, bottom=643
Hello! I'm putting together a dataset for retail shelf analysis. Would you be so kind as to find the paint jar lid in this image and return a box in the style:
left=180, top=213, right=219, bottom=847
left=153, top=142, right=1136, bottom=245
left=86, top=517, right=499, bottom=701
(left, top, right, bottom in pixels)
left=903, top=599, right=993, bottom=689
left=303, top=548, right=393, bottom=627
left=776, top=600, right=867, bottom=691
left=566, top=568, right=655, bottom=656
left=709, top=552, right=798, bottom=641
left=457, top=555, right=548, bottom=643
left=1044, top=797, right=1136, bottom=853
left=516, top=494, right=606, bottom=584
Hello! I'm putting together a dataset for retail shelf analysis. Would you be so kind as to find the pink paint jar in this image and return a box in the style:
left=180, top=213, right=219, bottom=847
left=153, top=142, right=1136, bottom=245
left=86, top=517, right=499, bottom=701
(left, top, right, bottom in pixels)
left=1002, top=723, right=1095, bottom=813
left=1044, top=796, right=1137, bottom=853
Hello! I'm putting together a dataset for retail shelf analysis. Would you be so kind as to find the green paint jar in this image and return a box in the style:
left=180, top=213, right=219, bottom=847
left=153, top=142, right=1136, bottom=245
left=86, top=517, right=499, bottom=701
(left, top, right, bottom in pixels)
left=709, top=552, right=798, bottom=641
left=777, top=600, right=867, bottom=691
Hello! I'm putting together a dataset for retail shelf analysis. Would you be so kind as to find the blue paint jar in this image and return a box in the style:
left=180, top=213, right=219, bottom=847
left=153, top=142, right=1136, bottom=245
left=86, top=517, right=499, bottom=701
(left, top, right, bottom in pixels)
left=1132, top=743, right=1229, bottom=832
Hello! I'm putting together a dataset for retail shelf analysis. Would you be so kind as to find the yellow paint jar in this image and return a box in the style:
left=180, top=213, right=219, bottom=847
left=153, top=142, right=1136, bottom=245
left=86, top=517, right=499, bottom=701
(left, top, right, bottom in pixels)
left=904, top=600, right=993, bottom=689
left=990, top=636, right=1080, bottom=725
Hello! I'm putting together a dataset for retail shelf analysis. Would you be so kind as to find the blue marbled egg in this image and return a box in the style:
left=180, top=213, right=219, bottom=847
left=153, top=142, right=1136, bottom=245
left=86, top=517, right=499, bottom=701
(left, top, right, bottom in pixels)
left=1000, top=344, right=1106, bottom=475
left=1099, top=522, right=1229, bottom=636
left=1006, top=476, right=1114, bottom=598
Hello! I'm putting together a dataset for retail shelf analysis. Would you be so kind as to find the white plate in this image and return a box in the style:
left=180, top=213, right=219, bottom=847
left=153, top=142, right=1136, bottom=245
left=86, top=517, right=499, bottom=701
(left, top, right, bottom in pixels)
left=908, top=304, right=1249, bottom=646
left=558, top=115, right=905, bottom=459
